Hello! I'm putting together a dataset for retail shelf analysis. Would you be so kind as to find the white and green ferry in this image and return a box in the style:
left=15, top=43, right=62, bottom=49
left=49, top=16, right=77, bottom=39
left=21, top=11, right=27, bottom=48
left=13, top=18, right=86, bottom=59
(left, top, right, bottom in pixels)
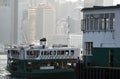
left=6, top=38, right=80, bottom=79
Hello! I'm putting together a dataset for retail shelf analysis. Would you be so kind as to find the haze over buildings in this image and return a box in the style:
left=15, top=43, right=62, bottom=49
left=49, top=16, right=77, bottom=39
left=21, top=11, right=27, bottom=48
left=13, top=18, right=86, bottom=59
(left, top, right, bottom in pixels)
left=0, top=0, right=18, bottom=45
left=0, top=0, right=116, bottom=49
left=84, top=0, right=113, bottom=7
left=0, top=0, right=117, bottom=51
left=25, top=3, right=56, bottom=46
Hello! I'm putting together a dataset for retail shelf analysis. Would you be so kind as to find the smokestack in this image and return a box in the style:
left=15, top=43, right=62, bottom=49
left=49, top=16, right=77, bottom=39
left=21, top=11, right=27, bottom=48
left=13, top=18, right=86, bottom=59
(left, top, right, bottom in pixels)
left=40, top=38, right=47, bottom=48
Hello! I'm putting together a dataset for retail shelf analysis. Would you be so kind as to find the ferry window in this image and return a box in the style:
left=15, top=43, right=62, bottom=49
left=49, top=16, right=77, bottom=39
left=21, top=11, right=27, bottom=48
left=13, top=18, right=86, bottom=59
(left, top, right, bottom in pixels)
left=54, top=51, right=56, bottom=55
left=85, top=42, right=93, bottom=55
left=29, top=51, right=33, bottom=55
left=12, top=50, right=16, bottom=55
left=27, top=51, right=30, bottom=55
left=33, top=50, right=39, bottom=57
left=50, top=51, right=52, bottom=55
left=65, top=50, right=69, bottom=55
left=8, top=50, right=10, bottom=54
left=16, top=51, right=19, bottom=56
left=27, top=51, right=29, bottom=55
left=71, top=50, right=74, bottom=55
left=61, top=50, right=65, bottom=55
left=50, top=51, right=55, bottom=55
left=81, top=51, right=83, bottom=54
left=44, top=51, right=47, bottom=55
left=44, top=51, right=50, bottom=55
left=57, top=51, right=61, bottom=55
left=41, top=51, right=43, bottom=55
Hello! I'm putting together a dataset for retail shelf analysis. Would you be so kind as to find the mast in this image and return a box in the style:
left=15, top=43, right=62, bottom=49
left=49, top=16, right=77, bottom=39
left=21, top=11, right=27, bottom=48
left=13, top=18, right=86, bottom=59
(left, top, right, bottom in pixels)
left=67, top=16, right=70, bottom=46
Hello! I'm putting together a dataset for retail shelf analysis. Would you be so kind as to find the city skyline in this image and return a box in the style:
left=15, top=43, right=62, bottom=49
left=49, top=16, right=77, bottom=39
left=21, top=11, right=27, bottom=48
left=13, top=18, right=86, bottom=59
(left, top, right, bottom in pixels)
left=0, top=0, right=118, bottom=49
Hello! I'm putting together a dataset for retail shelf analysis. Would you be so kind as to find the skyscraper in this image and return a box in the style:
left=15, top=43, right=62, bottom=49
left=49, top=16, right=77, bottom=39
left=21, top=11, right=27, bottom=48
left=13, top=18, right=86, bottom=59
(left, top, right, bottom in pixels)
left=27, top=3, right=56, bottom=46
left=84, top=0, right=113, bottom=7
left=94, top=0, right=113, bottom=6
left=84, top=0, right=95, bottom=7
left=0, top=0, right=18, bottom=45
left=11, top=0, right=18, bottom=44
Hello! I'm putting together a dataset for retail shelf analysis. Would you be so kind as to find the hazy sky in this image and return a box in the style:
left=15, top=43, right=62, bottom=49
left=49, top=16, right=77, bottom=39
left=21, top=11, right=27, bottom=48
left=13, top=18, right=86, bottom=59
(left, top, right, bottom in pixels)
left=114, top=0, right=120, bottom=5
left=67, top=0, right=120, bottom=5
left=66, top=0, right=78, bottom=2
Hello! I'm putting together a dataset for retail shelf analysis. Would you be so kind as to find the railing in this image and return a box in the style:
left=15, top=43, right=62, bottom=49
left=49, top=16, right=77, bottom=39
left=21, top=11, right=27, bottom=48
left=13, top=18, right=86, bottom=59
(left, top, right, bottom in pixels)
left=25, top=55, right=76, bottom=60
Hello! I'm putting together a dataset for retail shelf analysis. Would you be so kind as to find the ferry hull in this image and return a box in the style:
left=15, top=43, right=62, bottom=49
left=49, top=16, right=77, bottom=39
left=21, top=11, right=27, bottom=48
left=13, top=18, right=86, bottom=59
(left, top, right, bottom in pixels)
left=7, top=58, right=77, bottom=79
left=7, top=68, right=76, bottom=79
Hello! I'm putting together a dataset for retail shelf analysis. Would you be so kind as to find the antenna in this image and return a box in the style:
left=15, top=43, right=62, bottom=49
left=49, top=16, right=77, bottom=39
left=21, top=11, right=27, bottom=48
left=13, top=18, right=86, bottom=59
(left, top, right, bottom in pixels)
left=67, top=16, right=70, bottom=46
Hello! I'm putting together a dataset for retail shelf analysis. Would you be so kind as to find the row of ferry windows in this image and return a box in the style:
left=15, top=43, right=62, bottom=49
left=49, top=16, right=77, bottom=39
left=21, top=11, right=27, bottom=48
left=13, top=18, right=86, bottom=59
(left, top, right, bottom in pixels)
left=8, top=50, right=19, bottom=55
left=8, top=50, right=75, bottom=56
left=81, top=13, right=115, bottom=32
left=27, top=50, right=74, bottom=56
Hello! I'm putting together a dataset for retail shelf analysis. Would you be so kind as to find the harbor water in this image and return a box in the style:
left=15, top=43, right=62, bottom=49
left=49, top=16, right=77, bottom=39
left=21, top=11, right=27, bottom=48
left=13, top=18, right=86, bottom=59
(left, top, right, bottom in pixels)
left=0, top=54, right=27, bottom=79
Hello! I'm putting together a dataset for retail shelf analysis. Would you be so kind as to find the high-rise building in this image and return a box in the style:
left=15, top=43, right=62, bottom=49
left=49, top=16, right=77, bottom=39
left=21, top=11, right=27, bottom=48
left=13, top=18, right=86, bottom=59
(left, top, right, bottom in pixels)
left=84, top=0, right=95, bottom=7
left=84, top=0, right=113, bottom=7
left=17, top=0, right=30, bottom=45
left=0, top=0, right=18, bottom=45
left=94, top=0, right=113, bottom=6
left=27, top=3, right=56, bottom=46
left=11, top=0, right=18, bottom=44
left=27, top=6, right=37, bottom=43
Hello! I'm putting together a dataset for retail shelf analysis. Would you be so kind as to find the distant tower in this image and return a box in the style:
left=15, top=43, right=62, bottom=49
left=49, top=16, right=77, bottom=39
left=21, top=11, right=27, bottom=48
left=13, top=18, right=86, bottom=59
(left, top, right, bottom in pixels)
left=37, top=3, right=56, bottom=46
left=11, top=0, right=18, bottom=44
left=84, top=0, right=95, bottom=7
left=0, top=0, right=18, bottom=45
left=84, top=0, right=113, bottom=7
left=94, top=0, right=113, bottom=6
left=27, top=3, right=56, bottom=46
left=28, top=6, right=37, bottom=43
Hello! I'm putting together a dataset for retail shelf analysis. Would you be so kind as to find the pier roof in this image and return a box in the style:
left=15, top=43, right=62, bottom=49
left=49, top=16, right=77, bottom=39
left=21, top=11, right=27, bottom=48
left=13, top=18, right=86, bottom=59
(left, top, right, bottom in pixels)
left=81, top=5, right=120, bottom=11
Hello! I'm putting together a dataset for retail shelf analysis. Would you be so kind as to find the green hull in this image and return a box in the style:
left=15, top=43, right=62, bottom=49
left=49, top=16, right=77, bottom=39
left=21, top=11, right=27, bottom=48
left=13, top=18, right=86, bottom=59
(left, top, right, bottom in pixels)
left=8, top=70, right=76, bottom=79
left=7, top=58, right=77, bottom=79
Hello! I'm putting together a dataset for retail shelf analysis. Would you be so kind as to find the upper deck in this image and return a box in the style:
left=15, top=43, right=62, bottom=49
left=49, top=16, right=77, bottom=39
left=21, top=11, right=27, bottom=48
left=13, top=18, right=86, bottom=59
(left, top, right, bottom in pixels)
left=7, top=45, right=80, bottom=60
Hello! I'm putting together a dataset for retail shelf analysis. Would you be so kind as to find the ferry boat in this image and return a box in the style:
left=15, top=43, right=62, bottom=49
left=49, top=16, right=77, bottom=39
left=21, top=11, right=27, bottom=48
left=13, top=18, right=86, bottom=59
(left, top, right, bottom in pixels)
left=6, top=38, right=80, bottom=79
left=77, top=5, right=120, bottom=79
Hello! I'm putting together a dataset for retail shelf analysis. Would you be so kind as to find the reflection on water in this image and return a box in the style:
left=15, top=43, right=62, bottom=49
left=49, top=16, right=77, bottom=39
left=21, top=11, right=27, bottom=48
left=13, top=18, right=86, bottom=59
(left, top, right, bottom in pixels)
left=0, top=54, right=27, bottom=79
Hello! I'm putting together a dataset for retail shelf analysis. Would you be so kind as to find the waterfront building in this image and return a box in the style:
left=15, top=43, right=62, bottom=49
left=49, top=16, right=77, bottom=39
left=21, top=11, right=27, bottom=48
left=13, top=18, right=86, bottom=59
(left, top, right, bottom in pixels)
left=81, top=5, right=120, bottom=67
